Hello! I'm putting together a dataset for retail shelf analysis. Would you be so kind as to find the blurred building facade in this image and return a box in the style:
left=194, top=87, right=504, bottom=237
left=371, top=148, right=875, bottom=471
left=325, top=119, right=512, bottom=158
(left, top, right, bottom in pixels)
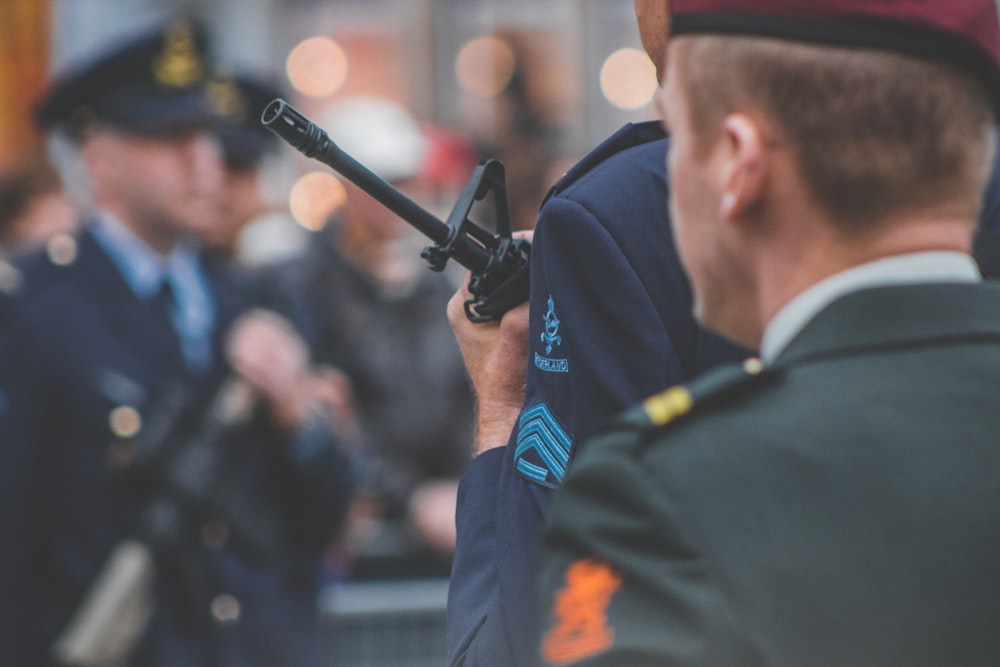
left=3, top=0, right=659, bottom=231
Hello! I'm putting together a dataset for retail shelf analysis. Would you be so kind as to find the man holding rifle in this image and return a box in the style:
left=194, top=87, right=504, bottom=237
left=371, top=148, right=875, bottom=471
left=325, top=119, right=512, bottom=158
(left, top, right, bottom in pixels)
left=443, top=2, right=749, bottom=665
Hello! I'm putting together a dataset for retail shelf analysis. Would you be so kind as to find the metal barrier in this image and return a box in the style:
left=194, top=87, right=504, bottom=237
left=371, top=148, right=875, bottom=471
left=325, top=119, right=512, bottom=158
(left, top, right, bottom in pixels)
left=318, top=578, right=450, bottom=666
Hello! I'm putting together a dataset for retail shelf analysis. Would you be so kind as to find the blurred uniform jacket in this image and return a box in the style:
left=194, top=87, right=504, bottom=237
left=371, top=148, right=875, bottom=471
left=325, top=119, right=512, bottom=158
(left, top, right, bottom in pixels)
left=541, top=281, right=1000, bottom=666
left=445, top=122, right=750, bottom=667
left=277, top=225, right=473, bottom=523
left=972, top=130, right=1000, bottom=278
left=0, top=225, right=353, bottom=667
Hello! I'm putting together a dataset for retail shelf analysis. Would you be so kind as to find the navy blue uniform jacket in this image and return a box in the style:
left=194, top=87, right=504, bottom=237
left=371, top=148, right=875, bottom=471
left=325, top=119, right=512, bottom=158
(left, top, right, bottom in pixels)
left=446, top=122, right=749, bottom=666
left=0, top=228, right=352, bottom=667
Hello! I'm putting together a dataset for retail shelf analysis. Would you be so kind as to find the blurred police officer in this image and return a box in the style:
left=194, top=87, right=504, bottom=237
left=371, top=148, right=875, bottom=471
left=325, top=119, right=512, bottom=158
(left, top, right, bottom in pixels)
left=0, top=15, right=352, bottom=667
left=540, top=0, right=1000, bottom=664
left=200, top=72, right=304, bottom=265
left=444, top=2, right=749, bottom=665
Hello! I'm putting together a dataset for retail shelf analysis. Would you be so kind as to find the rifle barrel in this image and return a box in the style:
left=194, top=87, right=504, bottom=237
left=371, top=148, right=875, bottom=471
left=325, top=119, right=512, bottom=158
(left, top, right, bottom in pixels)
left=262, top=99, right=455, bottom=248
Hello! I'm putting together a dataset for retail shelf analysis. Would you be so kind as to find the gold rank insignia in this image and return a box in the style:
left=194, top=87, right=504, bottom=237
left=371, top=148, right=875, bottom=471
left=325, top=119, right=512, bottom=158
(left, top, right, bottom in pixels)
left=152, top=21, right=204, bottom=88
left=642, top=386, right=693, bottom=426
left=206, top=78, right=247, bottom=123
left=641, top=357, right=766, bottom=428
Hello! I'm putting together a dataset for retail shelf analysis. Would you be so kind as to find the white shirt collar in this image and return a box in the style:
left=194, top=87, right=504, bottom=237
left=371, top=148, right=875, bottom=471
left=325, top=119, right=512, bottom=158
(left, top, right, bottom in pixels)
left=760, top=251, right=981, bottom=365
left=90, top=212, right=170, bottom=298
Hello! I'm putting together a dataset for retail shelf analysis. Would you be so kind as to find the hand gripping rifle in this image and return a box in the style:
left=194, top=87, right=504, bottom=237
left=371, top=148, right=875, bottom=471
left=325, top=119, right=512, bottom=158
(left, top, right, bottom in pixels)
left=261, top=99, right=530, bottom=322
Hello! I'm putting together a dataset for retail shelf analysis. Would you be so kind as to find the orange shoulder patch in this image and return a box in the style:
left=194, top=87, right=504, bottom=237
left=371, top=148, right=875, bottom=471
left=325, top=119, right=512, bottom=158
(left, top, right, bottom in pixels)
left=542, top=557, right=622, bottom=664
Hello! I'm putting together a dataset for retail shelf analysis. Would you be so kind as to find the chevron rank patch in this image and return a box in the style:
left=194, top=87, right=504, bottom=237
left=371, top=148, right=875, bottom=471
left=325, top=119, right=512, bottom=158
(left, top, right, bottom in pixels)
left=514, top=402, right=573, bottom=488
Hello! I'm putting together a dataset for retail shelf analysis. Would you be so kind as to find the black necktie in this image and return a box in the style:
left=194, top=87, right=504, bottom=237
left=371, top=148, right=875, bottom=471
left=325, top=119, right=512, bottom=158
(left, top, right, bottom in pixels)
left=151, top=278, right=178, bottom=338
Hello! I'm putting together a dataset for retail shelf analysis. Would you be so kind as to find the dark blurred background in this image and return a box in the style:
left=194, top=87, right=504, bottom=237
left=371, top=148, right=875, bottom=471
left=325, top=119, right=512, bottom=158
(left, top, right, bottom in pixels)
left=0, top=2, right=661, bottom=665
left=1, top=0, right=662, bottom=241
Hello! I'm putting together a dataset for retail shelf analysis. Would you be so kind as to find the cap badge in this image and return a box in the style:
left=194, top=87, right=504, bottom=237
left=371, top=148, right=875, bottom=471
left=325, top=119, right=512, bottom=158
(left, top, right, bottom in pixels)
left=207, top=78, right=247, bottom=123
left=152, top=21, right=203, bottom=88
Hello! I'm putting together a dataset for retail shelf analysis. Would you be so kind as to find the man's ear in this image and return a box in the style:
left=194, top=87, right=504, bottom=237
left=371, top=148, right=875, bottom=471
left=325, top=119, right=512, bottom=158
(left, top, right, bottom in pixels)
left=80, top=133, right=107, bottom=173
left=79, top=132, right=118, bottom=201
left=718, top=113, right=769, bottom=222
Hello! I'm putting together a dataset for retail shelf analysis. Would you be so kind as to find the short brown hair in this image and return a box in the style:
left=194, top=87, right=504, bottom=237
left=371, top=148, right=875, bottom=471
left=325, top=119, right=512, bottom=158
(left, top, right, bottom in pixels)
left=672, top=35, right=996, bottom=229
left=0, top=159, right=64, bottom=238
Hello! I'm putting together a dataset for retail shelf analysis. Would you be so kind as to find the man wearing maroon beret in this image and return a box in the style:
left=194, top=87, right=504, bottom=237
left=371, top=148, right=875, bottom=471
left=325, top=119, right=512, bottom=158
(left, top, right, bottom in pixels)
left=540, top=0, right=1000, bottom=665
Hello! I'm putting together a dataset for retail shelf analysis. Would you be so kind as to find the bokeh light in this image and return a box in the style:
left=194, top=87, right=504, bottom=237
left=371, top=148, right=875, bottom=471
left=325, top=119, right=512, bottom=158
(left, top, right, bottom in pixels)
left=455, top=36, right=516, bottom=98
left=289, top=171, right=347, bottom=230
left=108, top=405, right=142, bottom=438
left=286, top=36, right=349, bottom=98
left=600, top=47, right=657, bottom=110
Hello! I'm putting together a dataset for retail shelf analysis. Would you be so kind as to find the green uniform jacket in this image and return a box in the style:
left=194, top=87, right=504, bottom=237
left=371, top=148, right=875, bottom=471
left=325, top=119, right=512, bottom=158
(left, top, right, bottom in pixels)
left=541, top=282, right=1000, bottom=666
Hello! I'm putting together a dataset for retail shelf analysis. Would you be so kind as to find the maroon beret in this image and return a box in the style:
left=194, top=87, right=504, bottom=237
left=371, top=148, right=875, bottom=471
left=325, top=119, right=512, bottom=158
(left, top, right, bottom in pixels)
left=671, top=0, right=1000, bottom=113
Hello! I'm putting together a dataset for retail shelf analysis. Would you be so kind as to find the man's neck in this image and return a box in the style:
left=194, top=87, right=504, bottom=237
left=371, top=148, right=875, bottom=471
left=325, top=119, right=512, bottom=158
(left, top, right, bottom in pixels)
left=759, top=250, right=980, bottom=364
left=752, top=215, right=975, bottom=348
left=754, top=219, right=971, bottom=348
left=100, top=204, right=178, bottom=256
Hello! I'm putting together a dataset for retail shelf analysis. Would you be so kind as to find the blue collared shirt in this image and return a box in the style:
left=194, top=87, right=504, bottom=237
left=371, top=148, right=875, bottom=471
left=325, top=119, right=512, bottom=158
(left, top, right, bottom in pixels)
left=90, top=212, right=216, bottom=373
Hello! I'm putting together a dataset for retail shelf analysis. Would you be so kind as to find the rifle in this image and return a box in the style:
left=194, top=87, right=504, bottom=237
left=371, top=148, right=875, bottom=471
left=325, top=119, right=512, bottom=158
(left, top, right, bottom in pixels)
left=52, top=378, right=283, bottom=666
left=261, top=99, right=531, bottom=323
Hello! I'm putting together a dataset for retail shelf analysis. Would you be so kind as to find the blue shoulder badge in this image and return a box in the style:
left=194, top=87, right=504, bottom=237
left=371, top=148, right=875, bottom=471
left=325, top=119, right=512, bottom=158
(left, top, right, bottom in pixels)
left=515, top=402, right=573, bottom=488
left=535, top=295, right=569, bottom=373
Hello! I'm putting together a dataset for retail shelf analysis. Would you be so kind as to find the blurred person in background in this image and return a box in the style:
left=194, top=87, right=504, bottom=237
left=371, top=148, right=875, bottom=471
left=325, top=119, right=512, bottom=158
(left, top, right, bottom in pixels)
left=0, top=15, right=353, bottom=667
left=275, top=95, right=474, bottom=580
left=201, top=72, right=310, bottom=270
left=0, top=157, right=78, bottom=256
left=464, top=28, right=567, bottom=233
left=202, top=70, right=362, bottom=471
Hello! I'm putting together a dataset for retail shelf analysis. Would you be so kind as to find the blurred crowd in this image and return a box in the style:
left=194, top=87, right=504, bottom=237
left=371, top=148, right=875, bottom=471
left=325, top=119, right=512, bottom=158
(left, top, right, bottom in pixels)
left=0, top=11, right=500, bottom=666
left=6, top=1, right=1000, bottom=666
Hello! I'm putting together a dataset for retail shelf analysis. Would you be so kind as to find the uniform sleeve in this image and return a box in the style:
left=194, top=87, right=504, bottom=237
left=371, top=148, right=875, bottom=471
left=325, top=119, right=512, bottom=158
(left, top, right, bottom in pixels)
left=272, top=417, right=356, bottom=553
left=539, top=430, right=717, bottom=666
left=0, top=311, right=52, bottom=665
left=533, top=194, right=691, bottom=441
left=445, top=447, right=518, bottom=666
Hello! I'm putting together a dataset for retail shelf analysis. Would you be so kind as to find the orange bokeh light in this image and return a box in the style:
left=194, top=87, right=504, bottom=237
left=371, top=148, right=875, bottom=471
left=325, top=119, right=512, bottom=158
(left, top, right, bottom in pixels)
left=286, top=36, right=349, bottom=98
left=600, top=47, right=657, bottom=110
left=455, top=36, right=516, bottom=98
left=289, top=171, right=347, bottom=230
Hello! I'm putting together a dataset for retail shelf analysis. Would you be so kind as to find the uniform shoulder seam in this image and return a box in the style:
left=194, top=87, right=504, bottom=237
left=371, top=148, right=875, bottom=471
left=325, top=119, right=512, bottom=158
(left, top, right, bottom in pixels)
left=613, top=358, right=772, bottom=436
